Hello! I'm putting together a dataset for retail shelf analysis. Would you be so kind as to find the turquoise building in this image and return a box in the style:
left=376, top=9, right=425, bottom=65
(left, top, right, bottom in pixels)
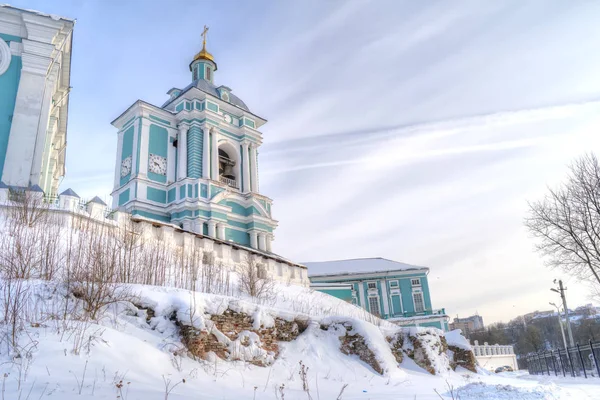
left=306, top=258, right=449, bottom=331
left=111, top=28, right=276, bottom=252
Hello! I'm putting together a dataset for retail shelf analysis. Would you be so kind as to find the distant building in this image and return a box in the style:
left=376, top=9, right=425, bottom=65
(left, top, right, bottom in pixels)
left=0, top=5, right=74, bottom=195
left=306, top=258, right=449, bottom=331
left=449, top=315, right=484, bottom=336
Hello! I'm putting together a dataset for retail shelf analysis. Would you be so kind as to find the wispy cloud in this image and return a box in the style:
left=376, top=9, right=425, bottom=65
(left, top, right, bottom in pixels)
left=19, top=0, right=600, bottom=322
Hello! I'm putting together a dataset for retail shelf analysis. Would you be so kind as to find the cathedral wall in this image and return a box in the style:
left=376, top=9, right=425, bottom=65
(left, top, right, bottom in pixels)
left=0, top=34, right=21, bottom=180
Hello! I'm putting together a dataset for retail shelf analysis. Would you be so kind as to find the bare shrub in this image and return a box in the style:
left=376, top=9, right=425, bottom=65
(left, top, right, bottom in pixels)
left=238, top=256, right=274, bottom=299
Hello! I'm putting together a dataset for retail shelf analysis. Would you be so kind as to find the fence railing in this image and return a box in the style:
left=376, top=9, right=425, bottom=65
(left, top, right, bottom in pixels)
left=527, top=341, right=600, bottom=378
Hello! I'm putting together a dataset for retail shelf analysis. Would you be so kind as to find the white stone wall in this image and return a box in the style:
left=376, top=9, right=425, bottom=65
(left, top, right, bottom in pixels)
left=0, top=187, right=308, bottom=287
left=472, top=341, right=519, bottom=371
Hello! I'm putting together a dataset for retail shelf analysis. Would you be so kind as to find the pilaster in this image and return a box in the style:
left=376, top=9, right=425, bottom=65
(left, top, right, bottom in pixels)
left=137, top=119, right=151, bottom=177
left=241, top=141, right=250, bottom=193
left=210, top=128, right=219, bottom=180
left=250, top=144, right=258, bottom=192
left=167, top=132, right=176, bottom=183
left=177, top=124, right=189, bottom=180
left=202, top=124, right=210, bottom=178
left=131, top=118, right=140, bottom=176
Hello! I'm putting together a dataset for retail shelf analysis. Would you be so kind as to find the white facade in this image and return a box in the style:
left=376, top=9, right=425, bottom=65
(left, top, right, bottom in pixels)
left=0, top=5, right=74, bottom=195
left=472, top=341, right=519, bottom=372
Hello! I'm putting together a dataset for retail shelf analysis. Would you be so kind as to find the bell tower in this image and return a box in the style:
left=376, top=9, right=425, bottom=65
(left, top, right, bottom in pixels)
left=111, top=27, right=277, bottom=253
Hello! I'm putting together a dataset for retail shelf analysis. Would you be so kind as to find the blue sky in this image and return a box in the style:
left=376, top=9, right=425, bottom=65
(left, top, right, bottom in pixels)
left=9, top=0, right=600, bottom=323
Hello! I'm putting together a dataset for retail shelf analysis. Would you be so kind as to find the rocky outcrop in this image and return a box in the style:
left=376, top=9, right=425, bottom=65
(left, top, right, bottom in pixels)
left=448, top=345, right=477, bottom=373
left=339, top=325, right=384, bottom=375
left=178, top=308, right=308, bottom=366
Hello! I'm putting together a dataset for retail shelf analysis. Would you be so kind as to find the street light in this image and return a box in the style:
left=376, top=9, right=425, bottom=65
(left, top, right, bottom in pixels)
left=550, top=280, right=575, bottom=347
left=549, top=302, right=568, bottom=350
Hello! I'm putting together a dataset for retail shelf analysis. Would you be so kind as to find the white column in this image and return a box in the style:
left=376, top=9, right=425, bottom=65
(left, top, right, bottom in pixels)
left=380, top=279, right=390, bottom=316
left=113, top=131, right=124, bottom=189
left=250, top=144, right=259, bottom=192
left=207, top=220, right=217, bottom=237
left=177, top=124, right=188, bottom=180
left=249, top=230, right=258, bottom=249
left=167, top=131, right=176, bottom=183
left=30, top=64, right=59, bottom=187
left=257, top=233, right=266, bottom=251
left=266, top=234, right=272, bottom=252
left=2, top=41, right=54, bottom=187
left=138, top=119, right=151, bottom=177
left=202, top=126, right=210, bottom=178
left=357, top=282, right=366, bottom=309
left=241, top=141, right=250, bottom=192
left=210, top=128, right=219, bottom=180
left=217, top=223, right=226, bottom=240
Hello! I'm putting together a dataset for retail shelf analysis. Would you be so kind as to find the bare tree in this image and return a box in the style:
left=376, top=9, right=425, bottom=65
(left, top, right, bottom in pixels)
left=238, top=256, right=274, bottom=299
left=525, top=153, right=600, bottom=286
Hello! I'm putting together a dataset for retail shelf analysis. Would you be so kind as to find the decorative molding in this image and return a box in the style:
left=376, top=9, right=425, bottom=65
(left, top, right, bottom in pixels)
left=0, top=39, right=10, bottom=75
left=9, top=41, right=22, bottom=56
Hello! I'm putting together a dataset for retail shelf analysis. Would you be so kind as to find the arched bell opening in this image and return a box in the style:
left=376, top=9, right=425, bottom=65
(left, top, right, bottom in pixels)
left=218, top=146, right=239, bottom=189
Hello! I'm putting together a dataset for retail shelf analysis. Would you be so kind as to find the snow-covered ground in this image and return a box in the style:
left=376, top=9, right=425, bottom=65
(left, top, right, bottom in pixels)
left=0, top=281, right=599, bottom=399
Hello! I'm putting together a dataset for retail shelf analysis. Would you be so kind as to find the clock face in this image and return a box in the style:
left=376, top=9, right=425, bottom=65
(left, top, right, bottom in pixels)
left=224, top=114, right=232, bottom=124
left=148, top=153, right=167, bottom=176
left=120, top=156, right=132, bottom=177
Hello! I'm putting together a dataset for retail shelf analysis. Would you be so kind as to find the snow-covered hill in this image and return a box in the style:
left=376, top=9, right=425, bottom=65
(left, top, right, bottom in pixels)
left=1, top=280, right=598, bottom=399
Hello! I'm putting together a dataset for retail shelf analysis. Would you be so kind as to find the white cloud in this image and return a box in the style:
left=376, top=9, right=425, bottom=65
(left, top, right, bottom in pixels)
left=52, top=0, right=600, bottom=323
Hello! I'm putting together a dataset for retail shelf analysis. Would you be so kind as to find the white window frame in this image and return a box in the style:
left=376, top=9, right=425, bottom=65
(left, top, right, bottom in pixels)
left=411, top=278, right=421, bottom=287
left=413, top=291, right=425, bottom=313
left=368, top=296, right=381, bottom=316
left=390, top=293, right=403, bottom=314
left=389, top=280, right=399, bottom=288
left=367, top=281, right=377, bottom=290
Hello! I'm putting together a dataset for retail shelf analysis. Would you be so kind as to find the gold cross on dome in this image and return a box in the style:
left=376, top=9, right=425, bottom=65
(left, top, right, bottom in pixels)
left=201, top=25, right=209, bottom=47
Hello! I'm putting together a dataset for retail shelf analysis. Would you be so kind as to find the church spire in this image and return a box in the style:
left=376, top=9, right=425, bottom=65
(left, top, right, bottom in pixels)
left=190, top=25, right=217, bottom=83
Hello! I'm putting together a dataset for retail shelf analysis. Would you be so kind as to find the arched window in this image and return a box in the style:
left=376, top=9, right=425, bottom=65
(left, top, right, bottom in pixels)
left=218, top=147, right=238, bottom=188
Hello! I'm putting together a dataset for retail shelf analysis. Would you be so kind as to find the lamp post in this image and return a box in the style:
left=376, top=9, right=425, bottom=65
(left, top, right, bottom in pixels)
left=550, top=302, right=568, bottom=351
left=551, top=280, right=575, bottom=347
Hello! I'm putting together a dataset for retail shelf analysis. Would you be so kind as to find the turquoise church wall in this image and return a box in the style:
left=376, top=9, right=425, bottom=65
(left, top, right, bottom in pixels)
left=147, top=187, right=166, bottom=204
left=0, top=36, right=21, bottom=179
left=225, top=228, right=250, bottom=246
left=318, top=288, right=353, bottom=302
left=148, top=124, right=168, bottom=183
left=118, top=189, right=130, bottom=206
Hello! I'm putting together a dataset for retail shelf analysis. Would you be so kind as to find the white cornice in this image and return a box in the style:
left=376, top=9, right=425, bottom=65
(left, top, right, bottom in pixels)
left=9, top=41, right=22, bottom=56
left=0, top=9, right=26, bottom=37
left=21, top=13, right=68, bottom=44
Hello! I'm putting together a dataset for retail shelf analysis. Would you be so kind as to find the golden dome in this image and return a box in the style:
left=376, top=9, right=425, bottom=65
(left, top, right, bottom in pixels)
left=190, top=26, right=218, bottom=71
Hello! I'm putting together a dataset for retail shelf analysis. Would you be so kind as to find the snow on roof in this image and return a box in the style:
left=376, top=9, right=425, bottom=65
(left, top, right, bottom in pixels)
left=0, top=4, right=75, bottom=22
left=305, top=257, right=427, bottom=277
